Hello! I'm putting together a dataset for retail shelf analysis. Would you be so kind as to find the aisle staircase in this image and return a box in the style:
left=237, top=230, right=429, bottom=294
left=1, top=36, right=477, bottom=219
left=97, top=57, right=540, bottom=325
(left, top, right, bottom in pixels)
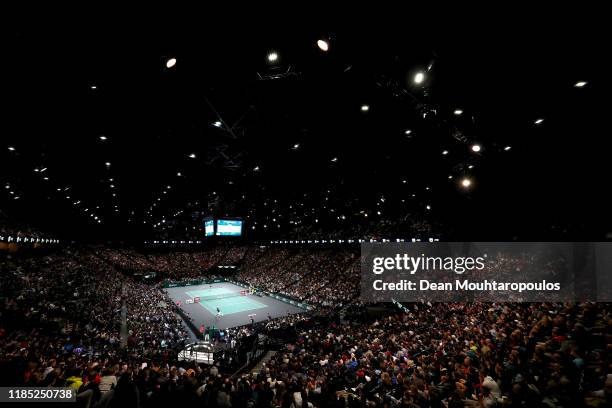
left=251, top=350, right=277, bottom=375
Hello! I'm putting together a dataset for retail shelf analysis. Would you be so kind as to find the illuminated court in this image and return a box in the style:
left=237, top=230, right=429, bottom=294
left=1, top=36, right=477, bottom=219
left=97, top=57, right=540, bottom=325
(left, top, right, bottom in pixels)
left=185, top=287, right=268, bottom=315
left=165, top=281, right=306, bottom=331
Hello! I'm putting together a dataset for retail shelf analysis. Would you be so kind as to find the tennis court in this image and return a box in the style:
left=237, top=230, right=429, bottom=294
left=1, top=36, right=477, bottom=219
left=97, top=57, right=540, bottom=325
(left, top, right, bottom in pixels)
left=165, top=281, right=306, bottom=331
left=185, top=287, right=268, bottom=315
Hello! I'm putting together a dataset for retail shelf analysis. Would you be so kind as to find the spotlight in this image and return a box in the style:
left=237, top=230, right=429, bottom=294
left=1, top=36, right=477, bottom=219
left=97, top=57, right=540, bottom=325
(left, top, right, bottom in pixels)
left=188, top=153, right=196, bottom=159
left=90, top=85, right=97, bottom=90
left=414, top=72, right=425, bottom=84
left=442, top=150, right=449, bottom=155
left=317, top=39, right=329, bottom=52
left=99, top=136, right=107, bottom=141
left=574, top=81, right=587, bottom=88
left=331, top=157, right=338, bottom=162
left=454, top=109, right=463, bottom=115
left=471, top=144, right=481, bottom=152
left=461, top=178, right=472, bottom=188
left=504, top=146, right=512, bottom=151
left=534, top=118, right=544, bottom=125
left=105, top=162, right=111, bottom=167
left=361, top=105, right=369, bottom=112
left=267, top=52, right=278, bottom=62
left=7, top=146, right=15, bottom=151
left=404, top=130, right=412, bottom=135
left=213, top=121, right=222, bottom=128
left=166, top=58, right=177, bottom=69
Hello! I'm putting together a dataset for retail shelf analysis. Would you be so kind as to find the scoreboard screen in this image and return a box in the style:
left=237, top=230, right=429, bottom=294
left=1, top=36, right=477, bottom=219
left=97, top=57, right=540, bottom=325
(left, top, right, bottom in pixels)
left=204, top=220, right=215, bottom=236
left=216, top=219, right=243, bottom=236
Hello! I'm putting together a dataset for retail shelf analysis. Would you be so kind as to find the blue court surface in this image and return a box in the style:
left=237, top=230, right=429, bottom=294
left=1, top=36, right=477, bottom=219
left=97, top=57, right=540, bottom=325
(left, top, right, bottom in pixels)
left=185, top=288, right=268, bottom=315
left=165, top=281, right=306, bottom=330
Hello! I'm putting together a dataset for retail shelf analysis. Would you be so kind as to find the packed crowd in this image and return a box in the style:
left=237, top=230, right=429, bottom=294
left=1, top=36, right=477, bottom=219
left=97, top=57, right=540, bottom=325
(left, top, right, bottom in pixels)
left=2, top=246, right=610, bottom=407
left=99, top=246, right=363, bottom=308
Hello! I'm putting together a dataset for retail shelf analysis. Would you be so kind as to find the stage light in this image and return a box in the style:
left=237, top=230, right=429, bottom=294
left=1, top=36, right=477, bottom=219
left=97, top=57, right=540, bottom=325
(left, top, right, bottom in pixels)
left=461, top=178, right=472, bottom=188
left=468, top=165, right=474, bottom=169
left=504, top=146, right=512, bottom=151
left=331, top=157, right=338, bottom=162
left=188, top=153, right=196, bottom=159
left=267, top=52, right=278, bottom=62
left=177, top=172, right=182, bottom=176
left=442, top=150, right=449, bottom=155
left=213, top=121, right=222, bottom=127
left=7, top=146, right=15, bottom=151
left=405, top=130, right=412, bottom=135
left=454, top=109, right=463, bottom=115
left=361, top=104, right=369, bottom=112
left=471, top=144, right=481, bottom=152
left=99, top=136, right=107, bottom=141
left=105, top=162, right=111, bottom=167
left=166, top=58, right=177, bottom=68
left=414, top=72, right=425, bottom=84
left=90, top=85, right=97, bottom=90
left=574, top=81, right=587, bottom=88
left=317, top=39, right=329, bottom=51
left=293, top=143, right=300, bottom=149
left=534, top=118, right=544, bottom=125
left=253, top=166, right=260, bottom=171
left=448, top=175, right=453, bottom=179
left=426, top=205, right=431, bottom=210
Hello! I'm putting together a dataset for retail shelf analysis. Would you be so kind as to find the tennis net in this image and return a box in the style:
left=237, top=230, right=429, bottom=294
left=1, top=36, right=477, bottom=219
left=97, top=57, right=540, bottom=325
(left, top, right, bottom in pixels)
left=196, top=290, right=247, bottom=302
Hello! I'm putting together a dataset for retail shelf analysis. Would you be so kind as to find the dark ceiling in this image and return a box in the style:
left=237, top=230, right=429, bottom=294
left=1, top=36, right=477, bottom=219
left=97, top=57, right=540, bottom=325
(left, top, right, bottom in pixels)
left=0, top=16, right=607, bottom=242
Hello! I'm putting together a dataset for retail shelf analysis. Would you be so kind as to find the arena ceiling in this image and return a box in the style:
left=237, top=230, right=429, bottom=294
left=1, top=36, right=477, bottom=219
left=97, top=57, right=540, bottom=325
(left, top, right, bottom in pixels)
left=0, top=16, right=607, bottom=242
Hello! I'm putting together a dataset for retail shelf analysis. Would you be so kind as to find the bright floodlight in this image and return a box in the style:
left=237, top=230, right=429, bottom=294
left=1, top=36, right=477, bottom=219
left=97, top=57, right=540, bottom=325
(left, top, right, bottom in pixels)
left=317, top=39, right=329, bottom=51
left=471, top=144, right=481, bottom=152
left=361, top=105, right=369, bottom=112
left=574, top=81, right=587, bottom=88
left=267, top=52, right=278, bottom=62
left=454, top=109, right=463, bottom=115
left=188, top=153, right=196, bottom=159
left=504, top=146, right=512, bottom=151
left=414, top=72, right=425, bottom=84
left=535, top=118, right=544, bottom=124
left=99, top=136, right=107, bottom=141
left=105, top=162, right=111, bottom=167
left=166, top=58, right=177, bottom=68
left=442, top=150, right=449, bottom=155
left=8, top=146, right=15, bottom=151
left=213, top=121, right=222, bottom=127
left=405, top=129, right=412, bottom=135
left=461, top=178, right=472, bottom=188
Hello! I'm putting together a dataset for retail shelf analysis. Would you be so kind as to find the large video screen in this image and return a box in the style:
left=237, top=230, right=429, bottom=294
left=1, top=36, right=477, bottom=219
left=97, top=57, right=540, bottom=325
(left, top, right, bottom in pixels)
left=216, top=219, right=242, bottom=236
left=204, top=220, right=215, bottom=236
